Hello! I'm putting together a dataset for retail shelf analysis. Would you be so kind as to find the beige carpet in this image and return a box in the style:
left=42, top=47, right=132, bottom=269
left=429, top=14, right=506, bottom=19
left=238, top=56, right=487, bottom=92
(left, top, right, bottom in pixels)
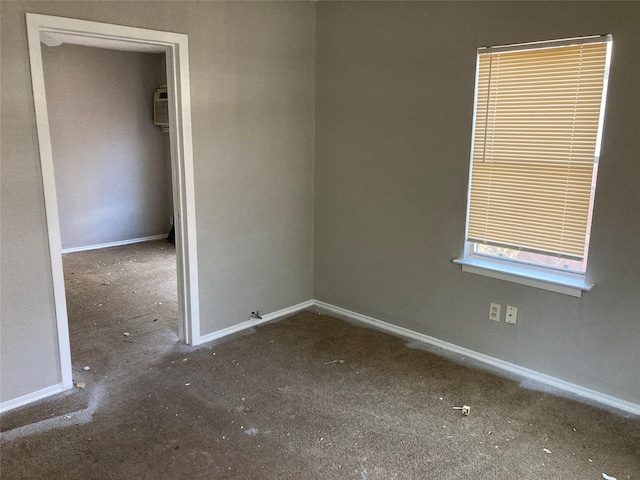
left=1, top=241, right=638, bottom=479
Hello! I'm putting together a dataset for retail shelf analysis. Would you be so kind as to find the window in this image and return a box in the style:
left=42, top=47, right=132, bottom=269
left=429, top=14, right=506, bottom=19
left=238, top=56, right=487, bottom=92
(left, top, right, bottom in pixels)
left=455, top=35, right=612, bottom=296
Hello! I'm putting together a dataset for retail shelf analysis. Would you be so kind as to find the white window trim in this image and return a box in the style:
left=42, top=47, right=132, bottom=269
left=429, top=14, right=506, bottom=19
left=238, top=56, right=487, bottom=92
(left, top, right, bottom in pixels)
left=456, top=35, right=611, bottom=298
left=454, top=242, right=593, bottom=297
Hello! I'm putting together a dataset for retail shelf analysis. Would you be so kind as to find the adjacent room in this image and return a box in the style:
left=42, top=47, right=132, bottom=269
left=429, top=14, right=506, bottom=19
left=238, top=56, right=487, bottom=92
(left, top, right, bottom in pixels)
left=41, top=41, right=180, bottom=385
left=1, top=1, right=638, bottom=479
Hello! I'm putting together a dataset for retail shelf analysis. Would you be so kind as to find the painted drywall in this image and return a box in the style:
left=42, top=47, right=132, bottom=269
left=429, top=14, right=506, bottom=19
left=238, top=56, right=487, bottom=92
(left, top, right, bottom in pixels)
left=0, top=1, right=314, bottom=404
left=3, top=0, right=636, bottom=411
left=314, top=1, right=640, bottom=404
left=158, top=54, right=174, bottom=225
left=41, top=44, right=170, bottom=250
left=162, top=134, right=174, bottom=227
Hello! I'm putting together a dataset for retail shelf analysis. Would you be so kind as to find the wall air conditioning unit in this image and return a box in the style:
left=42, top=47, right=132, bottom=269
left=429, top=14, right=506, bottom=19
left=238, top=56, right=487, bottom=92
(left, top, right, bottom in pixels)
left=153, top=85, right=170, bottom=132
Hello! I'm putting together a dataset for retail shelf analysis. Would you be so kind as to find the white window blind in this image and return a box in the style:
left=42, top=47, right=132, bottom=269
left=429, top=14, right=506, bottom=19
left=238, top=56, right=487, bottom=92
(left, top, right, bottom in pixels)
left=467, top=36, right=611, bottom=260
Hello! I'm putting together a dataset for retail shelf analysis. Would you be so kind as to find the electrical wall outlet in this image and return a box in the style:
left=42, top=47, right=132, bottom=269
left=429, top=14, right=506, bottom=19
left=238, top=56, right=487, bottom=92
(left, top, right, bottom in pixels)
left=489, top=303, right=501, bottom=322
left=505, top=305, right=518, bottom=324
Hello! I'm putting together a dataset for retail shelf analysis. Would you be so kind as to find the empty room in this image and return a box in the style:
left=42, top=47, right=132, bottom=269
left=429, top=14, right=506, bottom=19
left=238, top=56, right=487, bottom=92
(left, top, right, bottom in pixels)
left=1, top=1, right=638, bottom=479
left=40, top=40, right=181, bottom=387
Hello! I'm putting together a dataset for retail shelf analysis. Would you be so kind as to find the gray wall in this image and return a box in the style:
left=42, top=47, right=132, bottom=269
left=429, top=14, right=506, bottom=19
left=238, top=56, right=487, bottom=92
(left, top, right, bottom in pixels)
left=0, top=1, right=315, bottom=404
left=2, top=0, right=638, bottom=409
left=159, top=54, right=174, bottom=224
left=42, top=44, right=170, bottom=250
left=314, top=1, right=640, bottom=404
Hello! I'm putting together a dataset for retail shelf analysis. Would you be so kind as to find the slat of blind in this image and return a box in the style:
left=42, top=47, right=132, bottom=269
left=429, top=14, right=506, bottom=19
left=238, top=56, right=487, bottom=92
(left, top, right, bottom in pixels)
left=468, top=229, right=588, bottom=243
left=467, top=39, right=609, bottom=259
left=484, top=63, right=607, bottom=73
left=471, top=175, right=594, bottom=186
left=479, top=75, right=606, bottom=84
left=469, top=230, right=588, bottom=243
left=470, top=193, right=593, bottom=203
left=468, top=219, right=590, bottom=231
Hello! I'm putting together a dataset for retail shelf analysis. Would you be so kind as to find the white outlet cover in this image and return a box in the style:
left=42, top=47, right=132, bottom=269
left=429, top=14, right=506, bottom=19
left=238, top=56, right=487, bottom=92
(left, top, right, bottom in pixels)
left=505, top=305, right=518, bottom=324
left=489, top=303, right=501, bottom=322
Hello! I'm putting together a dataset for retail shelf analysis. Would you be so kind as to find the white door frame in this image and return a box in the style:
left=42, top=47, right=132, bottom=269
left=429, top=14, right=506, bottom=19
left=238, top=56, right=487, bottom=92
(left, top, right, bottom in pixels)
left=26, top=13, right=201, bottom=392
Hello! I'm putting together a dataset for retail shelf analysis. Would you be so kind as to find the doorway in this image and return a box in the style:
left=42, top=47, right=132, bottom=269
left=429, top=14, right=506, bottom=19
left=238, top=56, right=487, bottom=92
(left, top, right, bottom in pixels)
left=26, top=14, right=201, bottom=393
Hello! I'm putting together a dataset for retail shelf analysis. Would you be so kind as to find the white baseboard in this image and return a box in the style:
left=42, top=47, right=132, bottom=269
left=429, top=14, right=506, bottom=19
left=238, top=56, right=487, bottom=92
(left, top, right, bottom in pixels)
left=5, top=300, right=637, bottom=417
left=0, top=301, right=314, bottom=413
left=61, top=234, right=169, bottom=254
left=313, top=300, right=640, bottom=416
left=196, top=300, right=315, bottom=346
left=0, top=383, right=65, bottom=414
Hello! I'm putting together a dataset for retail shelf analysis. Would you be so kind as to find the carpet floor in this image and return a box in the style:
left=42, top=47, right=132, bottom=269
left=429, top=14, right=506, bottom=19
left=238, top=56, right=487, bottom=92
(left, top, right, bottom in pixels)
left=1, top=241, right=638, bottom=479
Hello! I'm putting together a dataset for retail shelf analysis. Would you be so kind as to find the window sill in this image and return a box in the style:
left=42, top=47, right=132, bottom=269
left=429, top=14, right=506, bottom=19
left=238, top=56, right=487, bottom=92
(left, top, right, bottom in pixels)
left=453, top=256, right=593, bottom=297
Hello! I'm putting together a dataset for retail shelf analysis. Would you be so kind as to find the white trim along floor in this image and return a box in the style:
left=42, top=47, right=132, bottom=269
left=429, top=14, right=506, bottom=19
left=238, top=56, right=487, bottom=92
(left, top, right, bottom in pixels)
left=61, top=235, right=169, bottom=254
left=192, top=299, right=640, bottom=416
left=3, top=299, right=638, bottom=416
